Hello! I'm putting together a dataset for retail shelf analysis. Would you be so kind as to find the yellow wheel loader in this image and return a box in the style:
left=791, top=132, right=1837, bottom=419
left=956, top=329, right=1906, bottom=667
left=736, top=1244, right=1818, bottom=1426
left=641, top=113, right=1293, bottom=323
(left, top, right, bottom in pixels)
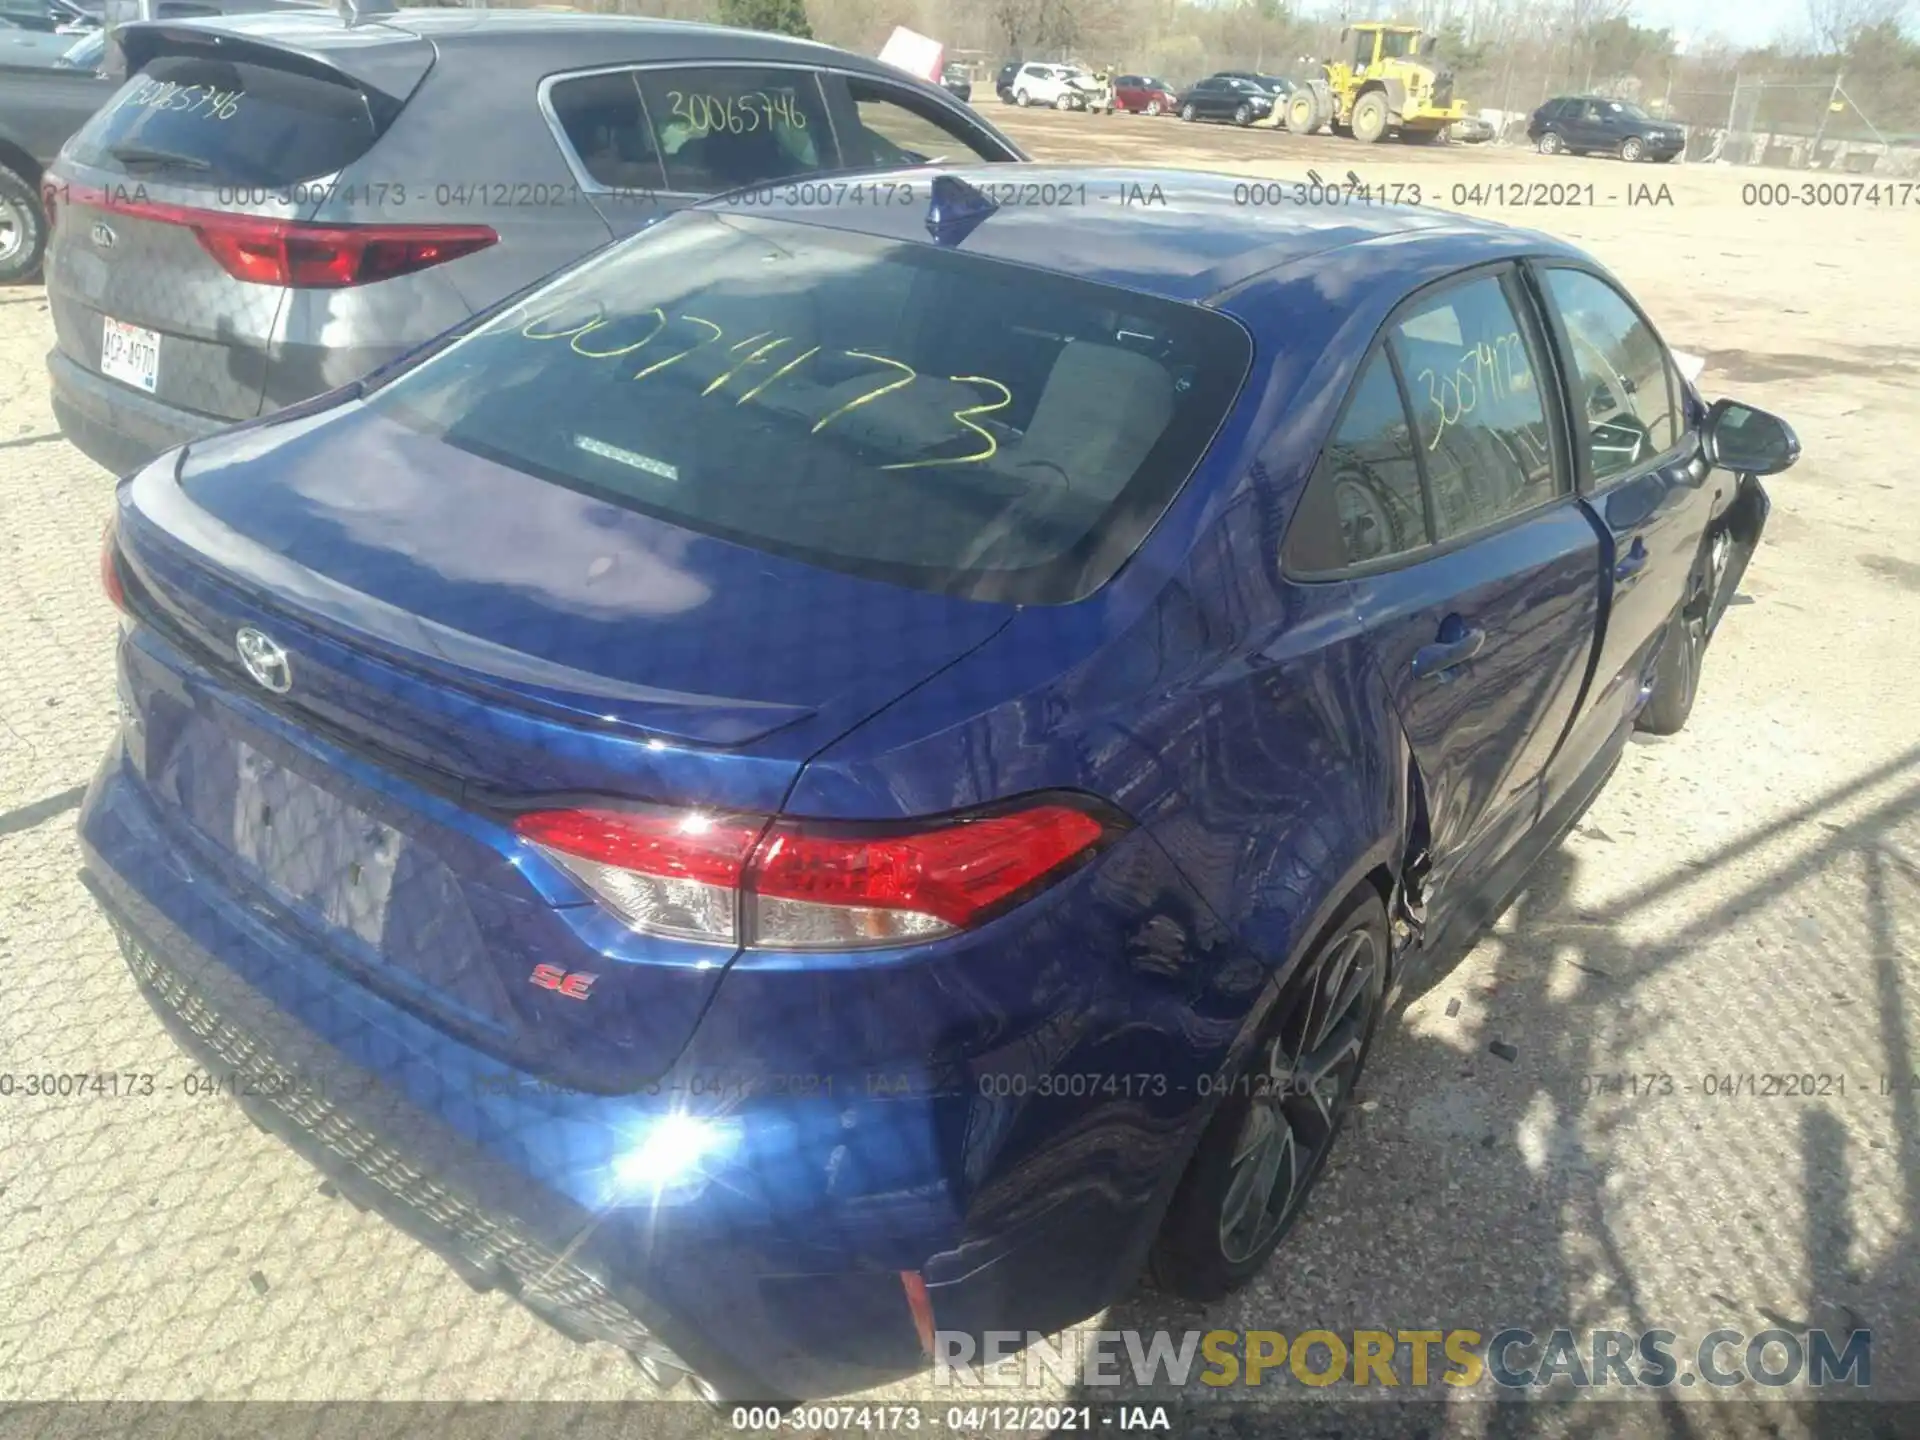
left=1275, top=22, right=1470, bottom=143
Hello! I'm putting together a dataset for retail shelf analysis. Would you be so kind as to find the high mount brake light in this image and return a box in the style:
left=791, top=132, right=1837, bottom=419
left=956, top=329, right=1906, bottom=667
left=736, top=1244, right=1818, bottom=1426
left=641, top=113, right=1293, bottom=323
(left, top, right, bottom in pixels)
left=63, top=185, right=496, bottom=288
left=513, top=800, right=1115, bottom=950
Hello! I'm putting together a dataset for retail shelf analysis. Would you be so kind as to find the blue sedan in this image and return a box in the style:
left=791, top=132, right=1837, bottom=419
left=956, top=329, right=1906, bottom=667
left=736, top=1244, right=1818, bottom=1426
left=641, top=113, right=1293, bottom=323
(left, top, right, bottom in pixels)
left=79, top=166, right=1799, bottom=1401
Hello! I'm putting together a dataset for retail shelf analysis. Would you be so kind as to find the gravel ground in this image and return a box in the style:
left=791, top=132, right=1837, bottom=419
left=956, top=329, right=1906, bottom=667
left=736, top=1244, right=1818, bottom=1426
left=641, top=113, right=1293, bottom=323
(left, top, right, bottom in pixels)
left=1, top=114, right=1917, bottom=1440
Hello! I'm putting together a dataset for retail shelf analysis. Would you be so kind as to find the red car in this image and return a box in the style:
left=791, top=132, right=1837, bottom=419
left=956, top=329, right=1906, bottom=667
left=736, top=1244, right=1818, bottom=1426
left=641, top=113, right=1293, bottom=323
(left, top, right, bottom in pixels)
left=1113, top=73, right=1178, bottom=115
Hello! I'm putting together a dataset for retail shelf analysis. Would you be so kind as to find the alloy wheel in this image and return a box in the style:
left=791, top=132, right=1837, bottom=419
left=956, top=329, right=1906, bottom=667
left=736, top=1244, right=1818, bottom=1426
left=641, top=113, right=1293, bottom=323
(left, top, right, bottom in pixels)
left=1216, top=926, right=1383, bottom=1264
left=0, top=204, right=22, bottom=266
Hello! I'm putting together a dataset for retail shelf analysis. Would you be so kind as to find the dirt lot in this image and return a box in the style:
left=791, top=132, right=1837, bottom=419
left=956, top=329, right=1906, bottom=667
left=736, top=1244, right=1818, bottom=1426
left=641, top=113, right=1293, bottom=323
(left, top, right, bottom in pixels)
left=2, top=107, right=1918, bottom=1437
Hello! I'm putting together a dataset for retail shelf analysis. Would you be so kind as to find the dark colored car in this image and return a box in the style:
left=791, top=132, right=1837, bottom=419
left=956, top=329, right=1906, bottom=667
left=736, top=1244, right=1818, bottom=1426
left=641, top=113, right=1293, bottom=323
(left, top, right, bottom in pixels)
left=81, top=162, right=1797, bottom=1402
left=1530, top=95, right=1684, bottom=161
left=41, top=7, right=1024, bottom=475
left=1217, top=69, right=1294, bottom=98
left=940, top=61, right=970, bottom=103
left=0, top=24, right=116, bottom=281
left=1112, top=73, right=1176, bottom=115
left=995, top=58, right=1019, bottom=102
left=1176, top=72, right=1278, bottom=125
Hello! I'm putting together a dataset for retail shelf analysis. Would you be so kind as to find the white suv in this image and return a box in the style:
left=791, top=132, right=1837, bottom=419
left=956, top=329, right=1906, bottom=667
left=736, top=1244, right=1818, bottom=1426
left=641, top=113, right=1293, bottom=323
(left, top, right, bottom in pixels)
left=1011, top=63, right=1099, bottom=110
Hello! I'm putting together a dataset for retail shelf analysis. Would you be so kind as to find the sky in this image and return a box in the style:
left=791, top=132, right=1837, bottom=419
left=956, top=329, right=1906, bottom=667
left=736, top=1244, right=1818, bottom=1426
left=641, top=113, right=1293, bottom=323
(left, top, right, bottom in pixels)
left=1628, top=0, right=1809, bottom=49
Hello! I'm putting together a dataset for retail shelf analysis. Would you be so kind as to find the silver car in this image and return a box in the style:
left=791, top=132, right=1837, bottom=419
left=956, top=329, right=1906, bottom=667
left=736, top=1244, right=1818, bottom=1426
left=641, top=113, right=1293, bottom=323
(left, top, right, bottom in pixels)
left=42, top=6, right=1025, bottom=473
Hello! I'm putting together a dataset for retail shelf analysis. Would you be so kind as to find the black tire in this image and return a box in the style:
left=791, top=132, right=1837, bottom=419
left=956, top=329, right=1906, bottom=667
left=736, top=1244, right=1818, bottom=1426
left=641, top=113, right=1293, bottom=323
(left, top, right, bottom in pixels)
left=1180, top=101, right=1196, bottom=121
left=1233, top=102, right=1253, bottom=126
left=1351, top=91, right=1390, bottom=143
left=1637, top=528, right=1728, bottom=736
left=1539, top=130, right=1565, bottom=155
left=1284, top=90, right=1318, bottom=134
left=1148, top=887, right=1389, bottom=1300
left=0, top=164, right=47, bottom=286
left=1015, top=89, right=1032, bottom=107
left=1620, top=135, right=1646, bottom=162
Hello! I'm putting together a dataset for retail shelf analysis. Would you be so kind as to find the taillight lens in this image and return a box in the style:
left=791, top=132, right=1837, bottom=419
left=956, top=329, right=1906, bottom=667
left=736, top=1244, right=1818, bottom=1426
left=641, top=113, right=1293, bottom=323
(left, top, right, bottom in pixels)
left=58, top=184, right=496, bottom=289
left=100, top=516, right=129, bottom=613
left=513, top=807, right=763, bottom=944
left=513, top=799, right=1115, bottom=951
left=189, top=215, right=498, bottom=288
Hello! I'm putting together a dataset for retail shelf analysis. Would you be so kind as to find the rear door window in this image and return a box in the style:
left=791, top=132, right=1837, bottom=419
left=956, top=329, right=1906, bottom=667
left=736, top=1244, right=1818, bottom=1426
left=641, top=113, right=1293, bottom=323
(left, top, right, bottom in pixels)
left=840, top=77, right=1008, bottom=167
left=547, top=70, right=667, bottom=193
left=631, top=67, right=835, bottom=194
left=363, top=211, right=1254, bottom=604
left=1387, top=271, right=1563, bottom=540
left=69, top=53, right=388, bottom=186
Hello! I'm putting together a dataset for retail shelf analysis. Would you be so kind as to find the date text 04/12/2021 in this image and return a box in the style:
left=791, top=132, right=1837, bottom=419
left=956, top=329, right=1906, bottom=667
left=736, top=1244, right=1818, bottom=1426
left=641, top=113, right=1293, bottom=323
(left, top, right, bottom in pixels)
left=728, top=1405, right=1167, bottom=1432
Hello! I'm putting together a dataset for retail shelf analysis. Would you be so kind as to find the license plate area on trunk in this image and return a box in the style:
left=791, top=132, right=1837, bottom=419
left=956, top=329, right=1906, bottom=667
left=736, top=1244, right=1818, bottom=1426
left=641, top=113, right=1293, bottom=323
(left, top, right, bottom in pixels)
left=102, top=315, right=161, bottom=394
left=233, top=740, right=406, bottom=951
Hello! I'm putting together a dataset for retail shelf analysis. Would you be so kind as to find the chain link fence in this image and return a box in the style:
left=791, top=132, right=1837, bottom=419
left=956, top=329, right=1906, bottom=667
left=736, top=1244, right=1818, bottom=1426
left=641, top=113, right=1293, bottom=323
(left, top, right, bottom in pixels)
left=1475, top=77, right=1920, bottom=175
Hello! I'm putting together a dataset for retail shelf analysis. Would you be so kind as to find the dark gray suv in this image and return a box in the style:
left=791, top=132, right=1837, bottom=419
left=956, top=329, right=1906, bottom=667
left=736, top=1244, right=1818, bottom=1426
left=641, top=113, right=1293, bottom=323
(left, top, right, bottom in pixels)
left=42, top=7, right=1024, bottom=473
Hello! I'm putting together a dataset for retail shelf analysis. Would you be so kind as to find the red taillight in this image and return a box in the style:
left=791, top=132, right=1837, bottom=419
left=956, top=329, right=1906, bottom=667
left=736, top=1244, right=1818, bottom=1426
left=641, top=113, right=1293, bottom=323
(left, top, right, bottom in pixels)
left=100, top=517, right=128, bottom=613
left=512, top=799, right=1115, bottom=950
left=60, top=184, right=496, bottom=288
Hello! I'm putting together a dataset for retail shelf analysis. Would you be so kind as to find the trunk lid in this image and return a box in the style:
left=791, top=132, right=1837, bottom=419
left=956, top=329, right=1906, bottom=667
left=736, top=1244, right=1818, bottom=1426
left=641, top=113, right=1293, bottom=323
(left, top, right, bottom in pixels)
left=110, top=405, right=1012, bottom=1088
left=46, top=19, right=435, bottom=422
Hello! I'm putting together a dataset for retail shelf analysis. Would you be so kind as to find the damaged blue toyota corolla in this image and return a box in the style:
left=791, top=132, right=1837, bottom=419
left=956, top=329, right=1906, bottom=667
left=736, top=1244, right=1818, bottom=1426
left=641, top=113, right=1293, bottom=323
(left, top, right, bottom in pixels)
left=78, top=166, right=1799, bottom=1402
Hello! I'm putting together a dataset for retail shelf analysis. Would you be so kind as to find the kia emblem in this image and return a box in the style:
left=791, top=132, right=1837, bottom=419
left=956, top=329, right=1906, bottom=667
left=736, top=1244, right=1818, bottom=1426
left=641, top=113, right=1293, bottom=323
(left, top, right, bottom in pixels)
left=90, top=221, right=116, bottom=250
left=235, top=627, right=292, bottom=694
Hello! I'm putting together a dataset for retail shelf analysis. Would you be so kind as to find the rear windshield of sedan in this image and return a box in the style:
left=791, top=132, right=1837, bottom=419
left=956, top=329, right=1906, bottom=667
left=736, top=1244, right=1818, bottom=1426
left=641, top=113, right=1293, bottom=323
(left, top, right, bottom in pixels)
left=364, top=212, right=1252, bottom=604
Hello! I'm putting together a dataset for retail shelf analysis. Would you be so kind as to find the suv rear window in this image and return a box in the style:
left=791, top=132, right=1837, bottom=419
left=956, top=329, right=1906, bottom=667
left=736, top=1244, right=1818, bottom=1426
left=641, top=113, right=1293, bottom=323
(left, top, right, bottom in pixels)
left=364, top=212, right=1252, bottom=604
left=69, top=53, right=387, bottom=186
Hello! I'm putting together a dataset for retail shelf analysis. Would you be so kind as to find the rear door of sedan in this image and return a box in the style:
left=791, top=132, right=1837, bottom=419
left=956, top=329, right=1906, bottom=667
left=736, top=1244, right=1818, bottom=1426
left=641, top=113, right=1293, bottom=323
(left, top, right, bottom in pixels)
left=1284, top=263, right=1605, bottom=909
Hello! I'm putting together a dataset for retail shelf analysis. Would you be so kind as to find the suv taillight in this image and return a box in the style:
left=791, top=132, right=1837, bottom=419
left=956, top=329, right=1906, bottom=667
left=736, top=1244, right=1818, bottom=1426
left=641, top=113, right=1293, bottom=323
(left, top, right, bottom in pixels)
left=62, top=184, right=496, bottom=289
left=514, top=799, right=1118, bottom=951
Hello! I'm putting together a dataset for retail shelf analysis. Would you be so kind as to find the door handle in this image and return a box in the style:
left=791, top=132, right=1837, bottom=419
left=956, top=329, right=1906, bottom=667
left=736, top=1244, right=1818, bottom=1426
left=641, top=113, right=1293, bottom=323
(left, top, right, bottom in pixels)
left=1412, top=621, right=1487, bottom=681
left=1615, top=536, right=1649, bottom=585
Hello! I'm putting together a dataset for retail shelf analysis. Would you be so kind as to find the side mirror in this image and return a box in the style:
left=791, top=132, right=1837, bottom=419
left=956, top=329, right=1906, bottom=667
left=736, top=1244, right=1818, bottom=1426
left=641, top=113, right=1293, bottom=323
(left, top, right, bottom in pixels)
left=1701, top=398, right=1800, bottom=476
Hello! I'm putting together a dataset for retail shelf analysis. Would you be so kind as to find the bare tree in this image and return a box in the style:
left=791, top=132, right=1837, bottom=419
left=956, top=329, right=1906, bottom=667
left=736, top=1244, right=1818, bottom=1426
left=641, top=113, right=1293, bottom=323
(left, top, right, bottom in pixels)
left=1805, top=0, right=1910, bottom=53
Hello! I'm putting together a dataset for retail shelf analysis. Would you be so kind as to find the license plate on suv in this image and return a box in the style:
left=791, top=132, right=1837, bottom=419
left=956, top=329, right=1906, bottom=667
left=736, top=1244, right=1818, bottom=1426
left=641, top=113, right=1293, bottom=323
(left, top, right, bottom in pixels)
left=101, top=316, right=160, bottom=393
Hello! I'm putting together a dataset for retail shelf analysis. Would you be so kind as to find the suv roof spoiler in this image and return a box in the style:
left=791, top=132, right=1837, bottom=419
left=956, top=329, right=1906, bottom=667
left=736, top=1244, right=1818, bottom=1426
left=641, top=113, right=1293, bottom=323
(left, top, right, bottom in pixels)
left=116, top=13, right=434, bottom=109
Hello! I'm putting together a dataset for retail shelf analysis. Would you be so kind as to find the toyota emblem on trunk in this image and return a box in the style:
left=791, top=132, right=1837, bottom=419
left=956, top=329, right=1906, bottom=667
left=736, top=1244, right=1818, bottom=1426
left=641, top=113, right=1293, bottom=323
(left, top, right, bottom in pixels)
left=90, top=221, right=116, bottom=250
left=236, top=628, right=292, bottom=693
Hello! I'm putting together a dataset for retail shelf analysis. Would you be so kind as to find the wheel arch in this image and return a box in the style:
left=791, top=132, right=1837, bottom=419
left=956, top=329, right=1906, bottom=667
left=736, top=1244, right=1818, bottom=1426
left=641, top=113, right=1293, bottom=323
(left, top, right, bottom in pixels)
left=1367, top=77, right=1406, bottom=120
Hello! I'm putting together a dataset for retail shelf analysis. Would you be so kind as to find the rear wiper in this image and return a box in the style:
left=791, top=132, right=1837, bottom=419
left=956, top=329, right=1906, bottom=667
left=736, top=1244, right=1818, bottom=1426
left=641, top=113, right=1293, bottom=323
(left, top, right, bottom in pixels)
left=107, top=145, right=212, bottom=173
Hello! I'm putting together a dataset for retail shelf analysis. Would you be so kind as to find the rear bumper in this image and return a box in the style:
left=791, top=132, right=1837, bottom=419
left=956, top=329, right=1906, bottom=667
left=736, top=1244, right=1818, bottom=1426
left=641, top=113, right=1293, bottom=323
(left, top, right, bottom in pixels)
left=77, top=728, right=1219, bottom=1397
left=48, top=345, right=227, bottom=475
